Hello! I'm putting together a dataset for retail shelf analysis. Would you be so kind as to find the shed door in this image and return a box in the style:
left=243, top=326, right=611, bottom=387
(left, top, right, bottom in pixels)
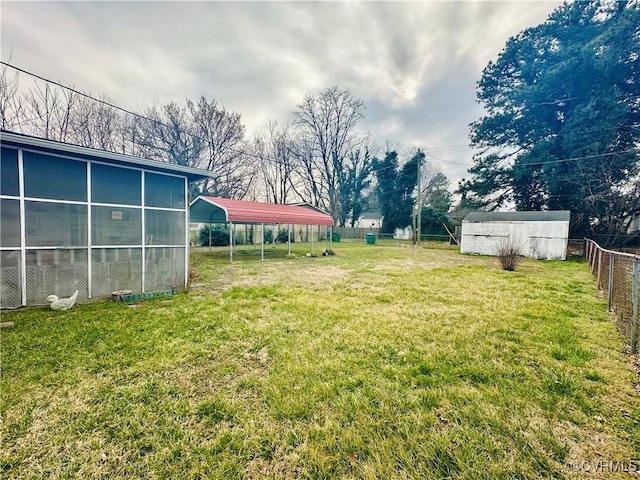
left=529, top=237, right=540, bottom=259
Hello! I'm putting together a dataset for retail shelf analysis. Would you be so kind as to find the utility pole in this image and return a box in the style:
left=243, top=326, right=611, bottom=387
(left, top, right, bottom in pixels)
left=416, top=148, right=422, bottom=246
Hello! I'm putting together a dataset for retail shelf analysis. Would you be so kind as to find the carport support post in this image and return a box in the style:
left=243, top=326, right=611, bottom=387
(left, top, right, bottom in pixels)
left=329, top=226, right=333, bottom=250
left=310, top=225, right=314, bottom=253
left=261, top=223, right=265, bottom=261
left=208, top=222, right=212, bottom=253
left=288, top=224, right=291, bottom=255
left=229, top=222, right=234, bottom=264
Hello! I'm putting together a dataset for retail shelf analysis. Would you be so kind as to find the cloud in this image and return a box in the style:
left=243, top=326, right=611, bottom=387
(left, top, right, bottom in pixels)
left=1, top=1, right=562, bottom=190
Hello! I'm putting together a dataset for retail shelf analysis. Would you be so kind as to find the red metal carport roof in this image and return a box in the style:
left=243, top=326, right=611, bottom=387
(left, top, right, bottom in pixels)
left=190, top=196, right=334, bottom=226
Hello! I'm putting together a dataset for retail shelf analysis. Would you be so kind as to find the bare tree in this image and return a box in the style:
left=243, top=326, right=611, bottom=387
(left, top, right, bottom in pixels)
left=135, top=102, right=202, bottom=167
left=289, top=132, right=328, bottom=209
left=292, top=86, right=366, bottom=220
left=67, top=94, right=120, bottom=150
left=574, top=155, right=640, bottom=247
left=187, top=97, right=250, bottom=198
left=0, top=69, right=274, bottom=204
left=22, top=82, right=71, bottom=141
left=254, top=119, right=296, bottom=204
left=0, top=65, right=25, bottom=131
left=1, top=69, right=122, bottom=151
left=338, top=145, right=373, bottom=227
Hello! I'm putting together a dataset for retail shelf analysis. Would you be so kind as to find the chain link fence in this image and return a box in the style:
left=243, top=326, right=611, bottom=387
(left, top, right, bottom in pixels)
left=585, top=239, right=639, bottom=354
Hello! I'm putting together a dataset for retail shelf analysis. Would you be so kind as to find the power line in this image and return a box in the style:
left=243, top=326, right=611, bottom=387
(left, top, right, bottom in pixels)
left=425, top=152, right=473, bottom=167
left=517, top=149, right=637, bottom=167
left=3, top=61, right=636, bottom=177
left=0, top=60, right=270, bottom=164
left=3, top=60, right=437, bottom=173
left=428, top=147, right=637, bottom=169
left=2, top=60, right=472, bottom=179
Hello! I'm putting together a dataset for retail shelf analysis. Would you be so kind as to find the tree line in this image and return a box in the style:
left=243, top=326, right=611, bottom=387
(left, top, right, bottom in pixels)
left=0, top=70, right=449, bottom=232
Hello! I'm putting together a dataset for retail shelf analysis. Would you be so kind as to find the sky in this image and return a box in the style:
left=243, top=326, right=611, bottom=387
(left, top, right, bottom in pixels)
left=1, top=1, right=562, bottom=191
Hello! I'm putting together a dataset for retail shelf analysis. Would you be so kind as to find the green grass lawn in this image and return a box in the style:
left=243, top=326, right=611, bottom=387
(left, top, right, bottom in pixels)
left=1, top=242, right=639, bottom=479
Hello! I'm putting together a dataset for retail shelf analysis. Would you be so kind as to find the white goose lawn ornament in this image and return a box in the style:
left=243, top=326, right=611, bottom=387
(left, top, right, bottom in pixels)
left=46, top=290, right=78, bottom=310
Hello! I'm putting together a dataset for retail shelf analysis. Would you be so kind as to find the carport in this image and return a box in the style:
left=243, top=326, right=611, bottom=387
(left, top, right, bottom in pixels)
left=189, top=196, right=335, bottom=262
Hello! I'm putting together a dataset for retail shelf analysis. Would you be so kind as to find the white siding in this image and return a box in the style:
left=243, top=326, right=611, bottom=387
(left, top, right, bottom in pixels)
left=460, top=220, right=569, bottom=260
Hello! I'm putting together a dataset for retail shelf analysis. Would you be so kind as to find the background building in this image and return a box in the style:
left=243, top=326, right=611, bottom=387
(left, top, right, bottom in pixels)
left=460, top=211, right=571, bottom=260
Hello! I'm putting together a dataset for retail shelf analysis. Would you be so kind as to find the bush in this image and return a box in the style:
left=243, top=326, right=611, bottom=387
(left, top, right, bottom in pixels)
left=263, top=229, right=273, bottom=244
left=276, top=228, right=294, bottom=243
left=496, top=237, right=523, bottom=271
left=199, top=225, right=230, bottom=246
left=198, top=225, right=247, bottom=246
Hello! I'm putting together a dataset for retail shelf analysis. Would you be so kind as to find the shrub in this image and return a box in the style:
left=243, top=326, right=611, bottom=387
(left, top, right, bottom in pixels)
left=199, top=225, right=230, bottom=246
left=496, top=236, right=523, bottom=271
left=199, top=226, right=245, bottom=246
left=263, top=229, right=273, bottom=244
left=276, top=228, right=294, bottom=243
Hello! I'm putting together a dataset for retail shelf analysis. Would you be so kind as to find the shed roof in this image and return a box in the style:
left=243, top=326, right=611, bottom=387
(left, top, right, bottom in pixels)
left=358, top=211, right=383, bottom=220
left=288, top=202, right=332, bottom=215
left=190, top=196, right=334, bottom=226
left=1, top=130, right=215, bottom=182
left=463, top=210, right=570, bottom=223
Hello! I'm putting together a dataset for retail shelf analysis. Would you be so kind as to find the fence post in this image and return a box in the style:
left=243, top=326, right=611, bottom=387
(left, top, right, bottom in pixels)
left=631, top=258, right=639, bottom=355
left=597, top=249, right=602, bottom=290
left=608, top=253, right=614, bottom=312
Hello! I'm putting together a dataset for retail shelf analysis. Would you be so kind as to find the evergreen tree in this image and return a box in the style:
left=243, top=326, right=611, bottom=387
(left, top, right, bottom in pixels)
left=460, top=1, right=640, bottom=243
left=373, top=150, right=419, bottom=233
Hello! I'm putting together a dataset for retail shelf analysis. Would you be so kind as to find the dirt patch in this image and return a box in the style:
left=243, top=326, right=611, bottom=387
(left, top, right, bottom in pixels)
left=191, top=263, right=351, bottom=295
left=243, top=346, right=272, bottom=370
left=372, top=255, right=490, bottom=272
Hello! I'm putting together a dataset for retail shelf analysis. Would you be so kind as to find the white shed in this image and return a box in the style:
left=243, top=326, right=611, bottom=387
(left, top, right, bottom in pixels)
left=460, top=211, right=570, bottom=260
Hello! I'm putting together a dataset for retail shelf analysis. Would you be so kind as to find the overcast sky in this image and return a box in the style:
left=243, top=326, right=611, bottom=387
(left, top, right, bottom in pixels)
left=1, top=1, right=562, bottom=190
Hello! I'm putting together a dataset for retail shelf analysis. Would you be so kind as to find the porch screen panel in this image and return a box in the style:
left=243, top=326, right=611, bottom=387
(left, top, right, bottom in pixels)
left=144, top=247, right=185, bottom=292
left=145, top=210, right=185, bottom=246
left=0, top=199, right=20, bottom=248
left=23, top=152, right=87, bottom=201
left=25, top=249, right=88, bottom=305
left=92, top=206, right=142, bottom=246
left=0, top=251, right=21, bottom=308
left=1, top=147, right=19, bottom=196
left=92, top=164, right=141, bottom=205
left=25, top=202, right=87, bottom=247
left=145, top=173, right=185, bottom=209
left=91, top=248, right=142, bottom=297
